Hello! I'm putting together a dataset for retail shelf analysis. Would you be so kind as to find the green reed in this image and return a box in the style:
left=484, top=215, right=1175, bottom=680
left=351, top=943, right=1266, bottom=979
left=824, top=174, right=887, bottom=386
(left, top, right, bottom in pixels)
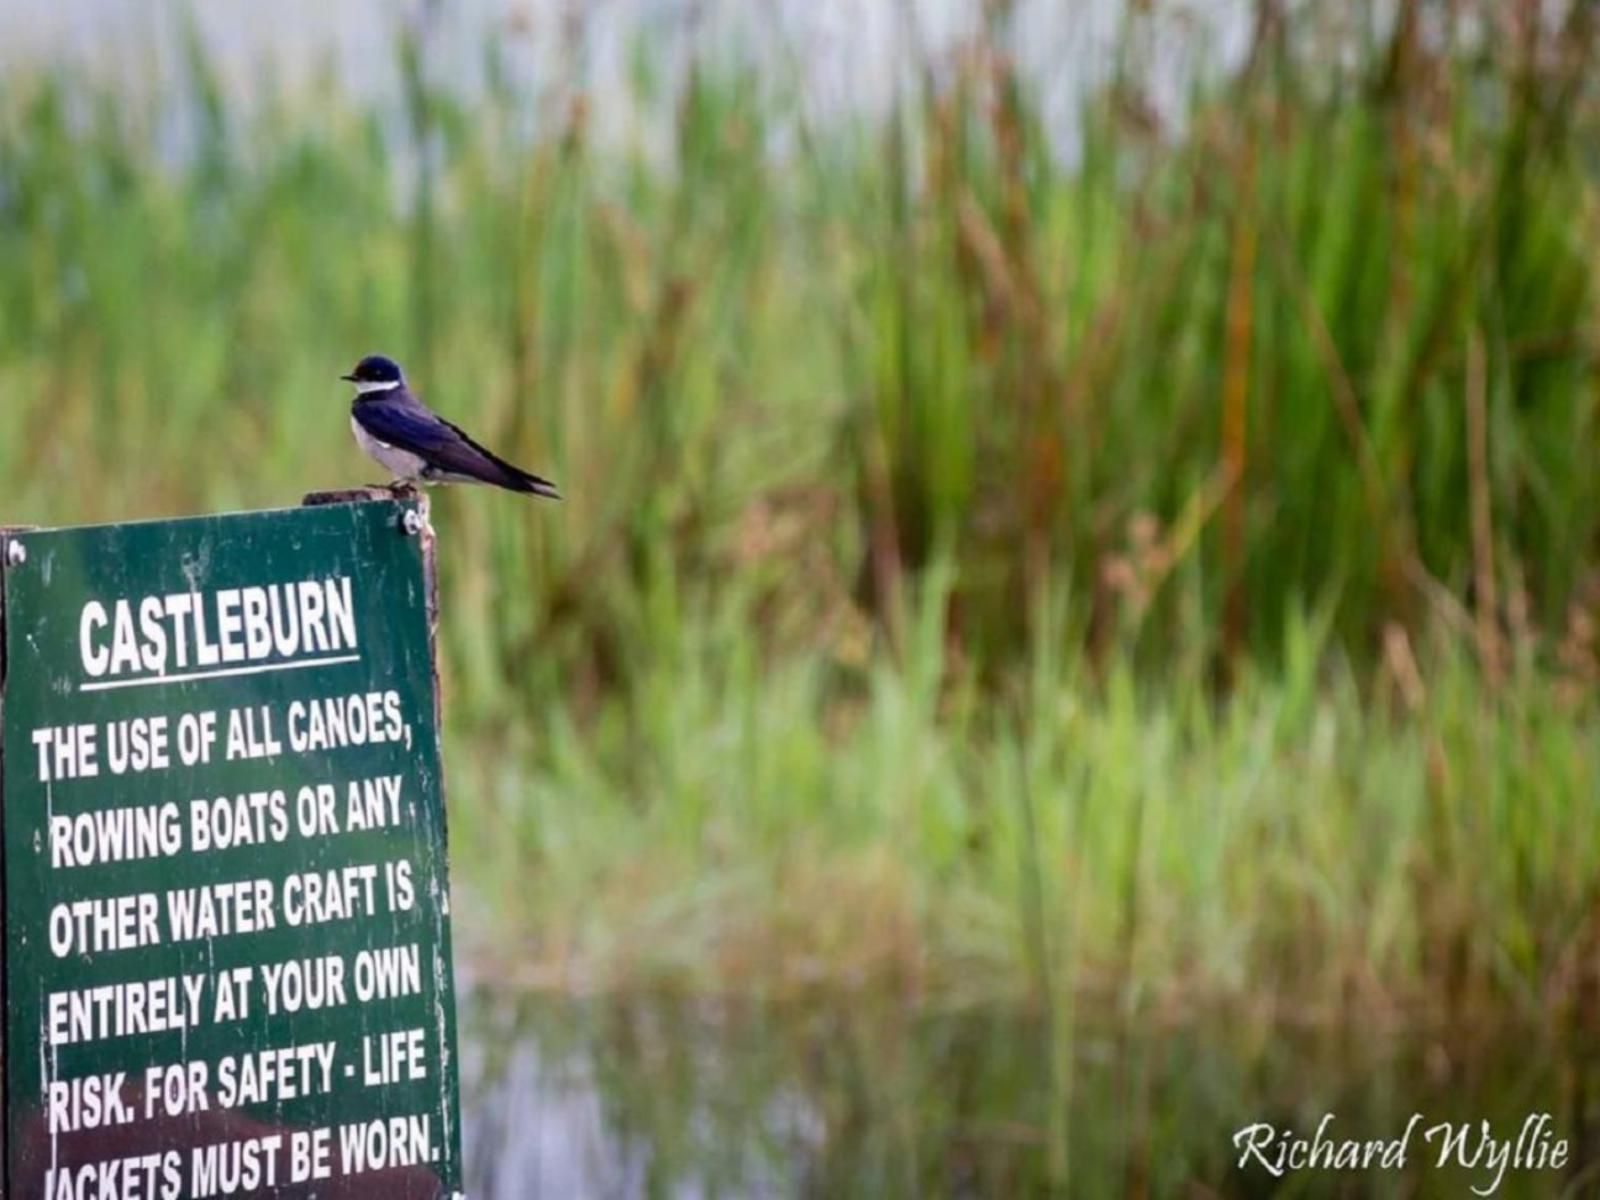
left=0, top=2, right=1597, bottom=1016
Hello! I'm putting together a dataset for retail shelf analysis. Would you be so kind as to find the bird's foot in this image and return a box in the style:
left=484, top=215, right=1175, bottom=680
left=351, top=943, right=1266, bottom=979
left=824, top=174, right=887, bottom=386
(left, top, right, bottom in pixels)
left=385, top=480, right=422, bottom=500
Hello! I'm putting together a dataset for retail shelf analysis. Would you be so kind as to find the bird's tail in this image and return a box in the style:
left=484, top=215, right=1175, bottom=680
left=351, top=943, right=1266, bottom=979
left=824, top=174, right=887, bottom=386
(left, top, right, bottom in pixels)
left=448, top=417, right=561, bottom=499
left=512, top=470, right=561, bottom=500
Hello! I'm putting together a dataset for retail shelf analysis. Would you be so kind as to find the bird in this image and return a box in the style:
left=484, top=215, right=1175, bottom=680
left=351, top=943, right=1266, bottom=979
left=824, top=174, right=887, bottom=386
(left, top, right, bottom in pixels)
left=342, top=353, right=559, bottom=499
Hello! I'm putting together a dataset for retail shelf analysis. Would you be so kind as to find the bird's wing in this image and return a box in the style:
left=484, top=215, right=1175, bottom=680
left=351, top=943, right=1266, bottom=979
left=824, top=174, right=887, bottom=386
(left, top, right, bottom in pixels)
left=356, top=398, right=559, bottom=496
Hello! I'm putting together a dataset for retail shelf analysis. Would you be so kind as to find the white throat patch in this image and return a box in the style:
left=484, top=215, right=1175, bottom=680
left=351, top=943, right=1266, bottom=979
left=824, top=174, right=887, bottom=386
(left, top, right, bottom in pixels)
left=353, top=378, right=402, bottom=394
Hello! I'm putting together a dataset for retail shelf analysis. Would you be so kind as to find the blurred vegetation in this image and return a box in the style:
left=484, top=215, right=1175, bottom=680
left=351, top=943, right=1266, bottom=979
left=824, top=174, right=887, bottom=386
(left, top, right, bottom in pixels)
left=1, top=0, right=1598, bottom=1029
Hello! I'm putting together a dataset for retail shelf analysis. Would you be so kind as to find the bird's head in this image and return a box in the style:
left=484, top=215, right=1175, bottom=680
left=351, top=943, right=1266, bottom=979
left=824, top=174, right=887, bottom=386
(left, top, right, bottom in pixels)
left=341, top=354, right=405, bottom=395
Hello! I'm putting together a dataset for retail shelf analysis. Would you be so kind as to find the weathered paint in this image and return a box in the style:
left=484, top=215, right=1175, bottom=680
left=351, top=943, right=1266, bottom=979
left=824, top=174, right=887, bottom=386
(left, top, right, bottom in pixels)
left=1, top=499, right=463, bottom=1199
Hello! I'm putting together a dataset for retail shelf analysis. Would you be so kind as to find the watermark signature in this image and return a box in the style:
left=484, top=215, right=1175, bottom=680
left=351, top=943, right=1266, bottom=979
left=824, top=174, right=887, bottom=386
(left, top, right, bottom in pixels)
left=1233, top=1113, right=1568, bottom=1197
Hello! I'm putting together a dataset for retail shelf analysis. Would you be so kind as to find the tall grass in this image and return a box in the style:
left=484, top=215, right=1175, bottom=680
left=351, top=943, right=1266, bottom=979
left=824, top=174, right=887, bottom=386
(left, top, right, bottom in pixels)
left=447, top=577, right=1600, bottom=1022
left=1, top=2, right=1598, bottom=1016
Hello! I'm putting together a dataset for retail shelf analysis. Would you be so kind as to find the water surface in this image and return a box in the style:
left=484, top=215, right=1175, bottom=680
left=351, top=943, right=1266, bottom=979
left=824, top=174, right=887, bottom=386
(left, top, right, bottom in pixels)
left=458, top=988, right=1600, bottom=1198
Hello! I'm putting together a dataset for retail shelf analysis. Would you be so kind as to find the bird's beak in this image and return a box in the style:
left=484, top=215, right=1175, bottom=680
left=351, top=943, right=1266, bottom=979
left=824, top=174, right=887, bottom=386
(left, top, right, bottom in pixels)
left=339, top=373, right=357, bottom=382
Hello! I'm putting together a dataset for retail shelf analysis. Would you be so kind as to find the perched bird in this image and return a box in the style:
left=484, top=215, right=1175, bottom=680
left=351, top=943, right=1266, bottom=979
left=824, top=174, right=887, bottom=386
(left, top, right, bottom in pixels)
left=343, top=354, right=559, bottom=499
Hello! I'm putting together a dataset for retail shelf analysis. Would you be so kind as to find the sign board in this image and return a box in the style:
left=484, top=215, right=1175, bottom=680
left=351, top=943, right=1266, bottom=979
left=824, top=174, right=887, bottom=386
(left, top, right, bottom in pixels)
left=1, top=498, right=463, bottom=1199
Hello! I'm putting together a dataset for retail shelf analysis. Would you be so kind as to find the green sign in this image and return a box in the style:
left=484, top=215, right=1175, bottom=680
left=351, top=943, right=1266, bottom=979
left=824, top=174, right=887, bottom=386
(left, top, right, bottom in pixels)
left=2, top=499, right=462, bottom=1199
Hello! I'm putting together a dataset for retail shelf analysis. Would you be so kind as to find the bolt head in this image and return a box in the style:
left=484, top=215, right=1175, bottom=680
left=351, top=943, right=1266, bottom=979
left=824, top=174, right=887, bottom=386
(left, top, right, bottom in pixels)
left=5, top=540, right=25, bottom=567
left=402, top=510, right=425, bottom=537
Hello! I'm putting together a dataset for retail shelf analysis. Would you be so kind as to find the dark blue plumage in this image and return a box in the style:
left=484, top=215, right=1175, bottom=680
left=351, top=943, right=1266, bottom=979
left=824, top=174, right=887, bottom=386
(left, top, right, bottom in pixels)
left=342, top=354, right=559, bottom=499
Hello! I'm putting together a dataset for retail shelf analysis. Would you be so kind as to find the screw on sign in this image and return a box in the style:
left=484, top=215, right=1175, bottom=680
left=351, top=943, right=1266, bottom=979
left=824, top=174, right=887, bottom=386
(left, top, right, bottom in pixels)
left=1, top=496, right=464, bottom=1200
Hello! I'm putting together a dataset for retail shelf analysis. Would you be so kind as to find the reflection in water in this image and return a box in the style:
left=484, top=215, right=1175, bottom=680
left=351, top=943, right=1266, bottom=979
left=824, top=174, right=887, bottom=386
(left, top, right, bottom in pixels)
left=461, top=1027, right=649, bottom=1198
left=459, top=989, right=1600, bottom=1198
